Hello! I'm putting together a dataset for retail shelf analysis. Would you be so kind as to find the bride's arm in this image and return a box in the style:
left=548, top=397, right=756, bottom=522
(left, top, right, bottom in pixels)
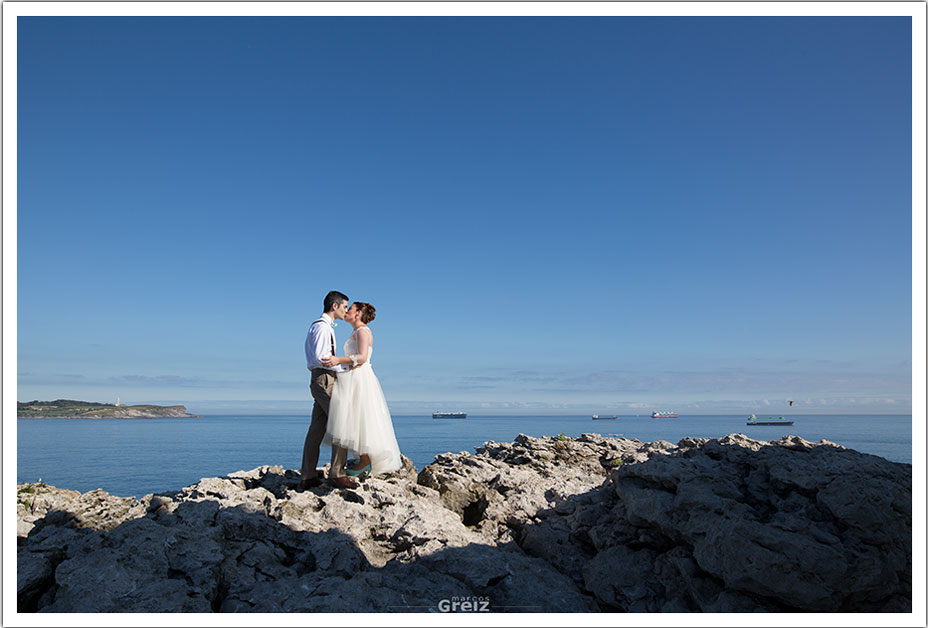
left=321, top=328, right=372, bottom=368
left=346, top=328, right=372, bottom=367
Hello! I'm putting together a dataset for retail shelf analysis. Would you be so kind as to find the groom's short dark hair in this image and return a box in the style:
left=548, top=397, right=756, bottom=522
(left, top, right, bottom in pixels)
left=323, top=291, right=349, bottom=312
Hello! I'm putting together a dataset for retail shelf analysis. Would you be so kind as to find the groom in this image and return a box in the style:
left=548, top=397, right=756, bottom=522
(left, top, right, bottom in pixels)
left=299, top=290, right=359, bottom=490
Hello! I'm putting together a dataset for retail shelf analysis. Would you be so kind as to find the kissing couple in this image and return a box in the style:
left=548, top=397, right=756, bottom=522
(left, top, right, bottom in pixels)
left=298, top=290, right=402, bottom=490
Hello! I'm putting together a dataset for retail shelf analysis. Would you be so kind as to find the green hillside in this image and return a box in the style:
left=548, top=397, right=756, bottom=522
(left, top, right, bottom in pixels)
left=17, top=399, right=197, bottom=418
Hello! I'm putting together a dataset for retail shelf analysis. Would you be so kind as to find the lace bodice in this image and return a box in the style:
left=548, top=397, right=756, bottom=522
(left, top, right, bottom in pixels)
left=344, top=327, right=373, bottom=366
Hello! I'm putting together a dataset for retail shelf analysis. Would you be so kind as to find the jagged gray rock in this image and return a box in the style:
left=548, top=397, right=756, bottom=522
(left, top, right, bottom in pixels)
left=17, top=434, right=911, bottom=613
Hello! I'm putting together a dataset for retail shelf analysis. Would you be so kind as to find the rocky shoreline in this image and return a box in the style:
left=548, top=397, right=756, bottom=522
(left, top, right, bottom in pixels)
left=17, top=432, right=911, bottom=613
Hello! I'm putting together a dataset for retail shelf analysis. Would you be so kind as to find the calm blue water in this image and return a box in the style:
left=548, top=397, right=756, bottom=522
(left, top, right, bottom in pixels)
left=17, top=414, right=912, bottom=498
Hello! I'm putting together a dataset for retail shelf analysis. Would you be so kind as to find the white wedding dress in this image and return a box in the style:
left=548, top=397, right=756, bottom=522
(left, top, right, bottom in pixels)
left=324, top=327, right=402, bottom=475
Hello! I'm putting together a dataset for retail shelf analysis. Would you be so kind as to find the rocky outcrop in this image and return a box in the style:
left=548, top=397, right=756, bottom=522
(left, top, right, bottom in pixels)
left=88, top=405, right=200, bottom=418
left=500, top=433, right=911, bottom=612
left=17, top=433, right=911, bottom=613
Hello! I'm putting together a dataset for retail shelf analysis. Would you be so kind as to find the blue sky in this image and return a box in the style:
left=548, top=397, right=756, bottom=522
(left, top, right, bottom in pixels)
left=16, top=16, right=913, bottom=414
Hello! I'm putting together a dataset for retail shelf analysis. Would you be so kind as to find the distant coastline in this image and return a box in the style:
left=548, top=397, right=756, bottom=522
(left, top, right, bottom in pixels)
left=17, top=399, right=200, bottom=419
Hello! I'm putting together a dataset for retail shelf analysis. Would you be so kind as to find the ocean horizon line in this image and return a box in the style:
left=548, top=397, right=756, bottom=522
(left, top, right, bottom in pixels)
left=133, top=410, right=914, bottom=417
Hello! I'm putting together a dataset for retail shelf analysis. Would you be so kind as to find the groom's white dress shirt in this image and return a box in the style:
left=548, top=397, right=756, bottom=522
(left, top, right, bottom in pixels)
left=305, top=313, right=347, bottom=372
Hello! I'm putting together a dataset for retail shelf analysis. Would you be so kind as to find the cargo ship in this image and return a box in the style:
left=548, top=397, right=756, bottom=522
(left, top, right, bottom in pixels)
left=651, top=411, right=679, bottom=418
left=746, top=414, right=794, bottom=426
left=432, top=411, right=467, bottom=419
left=592, top=415, right=618, bottom=420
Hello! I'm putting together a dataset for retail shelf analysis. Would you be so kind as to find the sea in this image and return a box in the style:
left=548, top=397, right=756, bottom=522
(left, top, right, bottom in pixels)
left=16, top=413, right=913, bottom=498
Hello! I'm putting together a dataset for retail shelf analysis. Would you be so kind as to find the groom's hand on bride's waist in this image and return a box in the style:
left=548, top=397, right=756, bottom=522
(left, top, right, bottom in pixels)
left=320, top=355, right=342, bottom=367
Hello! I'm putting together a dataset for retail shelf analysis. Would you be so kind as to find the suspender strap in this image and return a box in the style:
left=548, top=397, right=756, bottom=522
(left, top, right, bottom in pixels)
left=313, top=318, right=336, bottom=356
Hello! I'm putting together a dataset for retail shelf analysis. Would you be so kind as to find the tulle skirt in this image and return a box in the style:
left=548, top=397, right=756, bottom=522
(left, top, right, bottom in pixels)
left=324, top=364, right=402, bottom=475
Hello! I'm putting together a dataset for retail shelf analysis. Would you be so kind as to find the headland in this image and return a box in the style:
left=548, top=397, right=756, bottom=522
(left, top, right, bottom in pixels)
left=17, top=399, right=200, bottom=419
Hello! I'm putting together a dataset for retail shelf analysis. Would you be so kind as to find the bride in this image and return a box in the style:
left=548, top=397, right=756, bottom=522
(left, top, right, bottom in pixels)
left=320, top=302, right=402, bottom=477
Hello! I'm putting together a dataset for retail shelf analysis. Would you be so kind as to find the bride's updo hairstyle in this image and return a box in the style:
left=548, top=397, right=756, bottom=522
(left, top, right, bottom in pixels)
left=355, top=302, right=376, bottom=324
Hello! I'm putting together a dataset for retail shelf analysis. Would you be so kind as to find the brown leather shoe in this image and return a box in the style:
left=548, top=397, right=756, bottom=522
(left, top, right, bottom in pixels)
left=298, top=477, right=322, bottom=491
left=328, top=476, right=359, bottom=489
